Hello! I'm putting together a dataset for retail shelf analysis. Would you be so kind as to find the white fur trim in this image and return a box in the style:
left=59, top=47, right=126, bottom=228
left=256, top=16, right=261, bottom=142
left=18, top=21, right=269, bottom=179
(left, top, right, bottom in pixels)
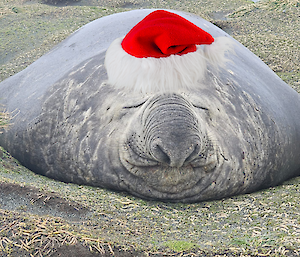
left=104, top=36, right=234, bottom=94
left=204, top=37, right=234, bottom=68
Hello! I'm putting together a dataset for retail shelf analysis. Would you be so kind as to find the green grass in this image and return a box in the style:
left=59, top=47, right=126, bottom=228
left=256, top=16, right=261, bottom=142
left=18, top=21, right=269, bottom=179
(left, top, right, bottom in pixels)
left=163, top=241, right=200, bottom=252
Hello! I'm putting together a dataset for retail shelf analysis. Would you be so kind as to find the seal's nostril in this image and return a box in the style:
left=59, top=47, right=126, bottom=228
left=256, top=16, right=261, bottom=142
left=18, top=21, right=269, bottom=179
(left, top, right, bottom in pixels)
left=185, top=143, right=201, bottom=163
left=151, top=142, right=171, bottom=165
left=150, top=138, right=201, bottom=168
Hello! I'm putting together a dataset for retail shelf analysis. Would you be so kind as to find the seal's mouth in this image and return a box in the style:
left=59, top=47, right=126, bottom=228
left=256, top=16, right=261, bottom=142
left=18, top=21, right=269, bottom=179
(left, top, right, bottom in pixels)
left=120, top=143, right=220, bottom=195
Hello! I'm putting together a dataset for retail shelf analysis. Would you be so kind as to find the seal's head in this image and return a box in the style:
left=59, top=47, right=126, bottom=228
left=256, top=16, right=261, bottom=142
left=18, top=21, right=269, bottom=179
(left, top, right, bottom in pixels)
left=118, top=92, right=223, bottom=199
left=103, top=10, right=234, bottom=201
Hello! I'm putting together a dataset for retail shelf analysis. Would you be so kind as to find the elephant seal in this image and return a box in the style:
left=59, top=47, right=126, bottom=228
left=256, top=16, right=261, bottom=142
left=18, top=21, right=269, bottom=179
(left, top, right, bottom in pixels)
left=1, top=9, right=300, bottom=202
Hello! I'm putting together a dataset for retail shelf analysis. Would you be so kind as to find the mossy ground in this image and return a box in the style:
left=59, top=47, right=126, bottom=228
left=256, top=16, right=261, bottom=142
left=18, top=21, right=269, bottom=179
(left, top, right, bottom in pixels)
left=0, top=0, right=299, bottom=256
left=0, top=111, right=8, bottom=132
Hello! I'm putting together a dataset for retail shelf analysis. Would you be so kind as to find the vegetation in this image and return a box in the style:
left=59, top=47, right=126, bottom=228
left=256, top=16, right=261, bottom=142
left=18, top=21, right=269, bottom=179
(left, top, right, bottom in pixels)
left=0, top=111, right=8, bottom=132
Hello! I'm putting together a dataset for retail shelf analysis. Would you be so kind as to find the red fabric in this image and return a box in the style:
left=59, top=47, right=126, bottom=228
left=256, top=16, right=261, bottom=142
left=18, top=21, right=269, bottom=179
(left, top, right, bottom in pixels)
left=121, top=10, right=214, bottom=58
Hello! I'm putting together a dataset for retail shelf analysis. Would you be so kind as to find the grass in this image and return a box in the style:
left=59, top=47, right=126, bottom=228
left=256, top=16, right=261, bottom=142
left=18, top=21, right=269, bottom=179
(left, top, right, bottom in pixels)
left=0, top=208, right=115, bottom=256
left=227, top=0, right=300, bottom=91
left=0, top=111, right=8, bottom=132
left=0, top=2, right=122, bottom=82
left=163, top=241, right=200, bottom=252
left=1, top=147, right=300, bottom=256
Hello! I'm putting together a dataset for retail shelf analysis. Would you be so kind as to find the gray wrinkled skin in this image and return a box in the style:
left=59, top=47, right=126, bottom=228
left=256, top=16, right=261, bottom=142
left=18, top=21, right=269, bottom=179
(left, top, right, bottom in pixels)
left=1, top=10, right=300, bottom=202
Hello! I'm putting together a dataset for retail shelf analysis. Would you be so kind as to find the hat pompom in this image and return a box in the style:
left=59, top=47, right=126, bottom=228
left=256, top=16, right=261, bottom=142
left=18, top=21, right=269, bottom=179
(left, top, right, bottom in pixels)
left=104, top=10, right=234, bottom=94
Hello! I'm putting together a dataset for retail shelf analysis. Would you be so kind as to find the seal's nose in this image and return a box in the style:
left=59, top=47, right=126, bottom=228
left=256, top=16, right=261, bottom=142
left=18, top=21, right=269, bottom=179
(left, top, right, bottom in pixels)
left=142, top=93, right=203, bottom=168
left=150, top=136, right=201, bottom=167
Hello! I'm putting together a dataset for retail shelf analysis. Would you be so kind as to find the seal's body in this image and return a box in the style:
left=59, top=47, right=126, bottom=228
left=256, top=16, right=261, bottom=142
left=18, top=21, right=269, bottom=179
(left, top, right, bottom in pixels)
left=1, top=10, right=300, bottom=202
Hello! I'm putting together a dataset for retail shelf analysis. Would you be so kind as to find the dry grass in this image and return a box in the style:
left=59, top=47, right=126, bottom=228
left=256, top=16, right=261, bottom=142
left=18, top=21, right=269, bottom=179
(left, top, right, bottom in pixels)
left=0, top=209, right=115, bottom=256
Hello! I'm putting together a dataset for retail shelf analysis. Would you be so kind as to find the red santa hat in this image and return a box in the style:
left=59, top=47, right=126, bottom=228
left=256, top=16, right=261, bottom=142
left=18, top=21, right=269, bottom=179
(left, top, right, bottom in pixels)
left=105, top=10, right=233, bottom=94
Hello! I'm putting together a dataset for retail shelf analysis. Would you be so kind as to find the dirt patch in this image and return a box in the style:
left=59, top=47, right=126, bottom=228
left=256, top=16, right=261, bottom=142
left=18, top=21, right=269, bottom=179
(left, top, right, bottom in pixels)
left=0, top=182, right=90, bottom=221
left=40, top=0, right=81, bottom=7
